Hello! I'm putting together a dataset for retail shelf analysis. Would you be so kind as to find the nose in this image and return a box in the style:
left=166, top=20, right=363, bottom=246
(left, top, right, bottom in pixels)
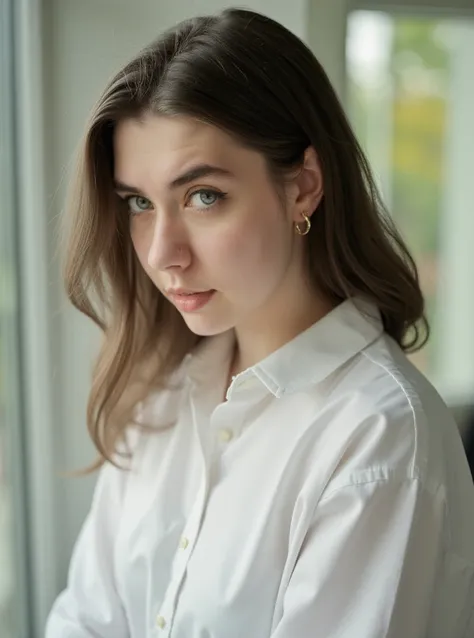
left=147, top=214, right=191, bottom=272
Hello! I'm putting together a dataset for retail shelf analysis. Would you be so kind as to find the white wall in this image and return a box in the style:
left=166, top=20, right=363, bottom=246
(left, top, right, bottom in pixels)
left=36, top=0, right=346, bottom=633
left=308, top=0, right=348, bottom=99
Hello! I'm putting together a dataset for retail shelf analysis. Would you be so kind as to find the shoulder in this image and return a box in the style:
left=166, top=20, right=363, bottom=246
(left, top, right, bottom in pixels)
left=316, top=333, right=457, bottom=493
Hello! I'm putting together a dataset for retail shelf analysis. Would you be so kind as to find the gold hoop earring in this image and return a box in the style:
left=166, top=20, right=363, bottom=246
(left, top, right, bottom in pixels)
left=295, top=213, right=311, bottom=236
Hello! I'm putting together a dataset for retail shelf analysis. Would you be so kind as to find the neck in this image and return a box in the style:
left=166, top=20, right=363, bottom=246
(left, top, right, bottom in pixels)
left=230, top=282, right=335, bottom=378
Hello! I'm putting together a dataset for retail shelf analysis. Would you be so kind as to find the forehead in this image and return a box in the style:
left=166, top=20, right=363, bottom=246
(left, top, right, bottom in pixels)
left=113, top=113, right=264, bottom=184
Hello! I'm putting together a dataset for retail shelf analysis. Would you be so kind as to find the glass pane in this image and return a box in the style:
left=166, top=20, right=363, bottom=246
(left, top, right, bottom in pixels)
left=1, top=1, right=29, bottom=636
left=346, top=10, right=474, bottom=404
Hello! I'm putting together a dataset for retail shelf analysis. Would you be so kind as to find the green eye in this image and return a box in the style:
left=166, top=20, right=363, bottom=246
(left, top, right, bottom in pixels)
left=187, top=189, right=226, bottom=210
left=127, top=195, right=152, bottom=215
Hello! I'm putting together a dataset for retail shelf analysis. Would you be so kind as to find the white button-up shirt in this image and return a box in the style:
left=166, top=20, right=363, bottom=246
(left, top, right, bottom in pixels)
left=46, top=298, right=474, bottom=638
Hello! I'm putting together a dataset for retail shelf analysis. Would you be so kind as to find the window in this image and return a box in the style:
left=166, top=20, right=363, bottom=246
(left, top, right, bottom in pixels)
left=346, top=8, right=474, bottom=405
left=0, top=1, right=31, bottom=636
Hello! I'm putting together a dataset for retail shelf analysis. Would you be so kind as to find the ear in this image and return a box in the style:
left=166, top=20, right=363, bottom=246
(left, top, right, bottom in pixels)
left=290, top=146, right=324, bottom=223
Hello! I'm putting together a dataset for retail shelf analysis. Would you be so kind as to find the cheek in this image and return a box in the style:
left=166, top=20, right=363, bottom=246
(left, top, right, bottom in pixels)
left=130, top=225, right=152, bottom=273
left=204, top=215, right=291, bottom=291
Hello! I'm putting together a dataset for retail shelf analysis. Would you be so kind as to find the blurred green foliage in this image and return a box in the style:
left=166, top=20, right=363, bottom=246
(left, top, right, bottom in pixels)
left=348, top=15, right=453, bottom=374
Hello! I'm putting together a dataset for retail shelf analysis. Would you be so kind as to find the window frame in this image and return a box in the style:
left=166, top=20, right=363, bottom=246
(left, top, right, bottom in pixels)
left=0, top=0, right=33, bottom=635
left=349, top=0, right=474, bottom=14
left=9, top=0, right=59, bottom=635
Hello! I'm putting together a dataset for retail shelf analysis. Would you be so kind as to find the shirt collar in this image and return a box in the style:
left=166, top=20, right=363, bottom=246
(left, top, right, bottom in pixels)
left=186, top=297, right=383, bottom=398
left=251, top=297, right=383, bottom=397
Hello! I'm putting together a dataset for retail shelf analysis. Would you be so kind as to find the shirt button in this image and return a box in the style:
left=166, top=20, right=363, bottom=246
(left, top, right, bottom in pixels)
left=179, top=536, right=189, bottom=550
left=217, top=428, right=233, bottom=443
left=156, top=615, right=166, bottom=629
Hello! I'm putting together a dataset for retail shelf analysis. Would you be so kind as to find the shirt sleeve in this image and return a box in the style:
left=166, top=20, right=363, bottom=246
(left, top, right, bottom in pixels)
left=45, top=461, right=130, bottom=638
left=271, top=476, right=445, bottom=638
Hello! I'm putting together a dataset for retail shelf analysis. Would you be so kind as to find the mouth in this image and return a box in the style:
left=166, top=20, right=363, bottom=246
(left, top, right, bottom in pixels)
left=166, top=289, right=216, bottom=312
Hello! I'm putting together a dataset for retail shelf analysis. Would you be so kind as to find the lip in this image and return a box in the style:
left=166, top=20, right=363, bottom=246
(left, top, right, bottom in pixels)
left=167, top=288, right=208, bottom=295
left=166, top=289, right=216, bottom=312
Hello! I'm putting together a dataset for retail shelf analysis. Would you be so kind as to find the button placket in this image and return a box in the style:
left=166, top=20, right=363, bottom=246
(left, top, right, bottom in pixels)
left=211, top=390, right=252, bottom=449
left=156, top=482, right=206, bottom=632
left=154, top=380, right=217, bottom=635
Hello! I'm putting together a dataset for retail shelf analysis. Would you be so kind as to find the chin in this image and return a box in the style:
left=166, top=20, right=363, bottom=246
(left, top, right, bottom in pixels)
left=181, top=314, right=235, bottom=337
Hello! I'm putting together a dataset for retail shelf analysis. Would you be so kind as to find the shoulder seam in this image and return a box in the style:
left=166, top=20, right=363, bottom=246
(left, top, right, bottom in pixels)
left=361, top=349, right=418, bottom=476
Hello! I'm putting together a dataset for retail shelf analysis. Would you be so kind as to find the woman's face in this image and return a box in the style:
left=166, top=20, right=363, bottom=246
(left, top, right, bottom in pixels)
left=113, top=113, right=312, bottom=337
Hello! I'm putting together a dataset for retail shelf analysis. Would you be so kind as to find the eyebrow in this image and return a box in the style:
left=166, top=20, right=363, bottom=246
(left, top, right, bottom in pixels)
left=113, top=163, right=233, bottom=194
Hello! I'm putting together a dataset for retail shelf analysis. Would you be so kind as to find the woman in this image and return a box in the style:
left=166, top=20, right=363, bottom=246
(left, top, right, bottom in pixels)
left=46, top=8, right=474, bottom=638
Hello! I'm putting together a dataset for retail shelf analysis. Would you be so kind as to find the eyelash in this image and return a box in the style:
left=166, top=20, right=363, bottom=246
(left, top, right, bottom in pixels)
left=123, top=188, right=228, bottom=217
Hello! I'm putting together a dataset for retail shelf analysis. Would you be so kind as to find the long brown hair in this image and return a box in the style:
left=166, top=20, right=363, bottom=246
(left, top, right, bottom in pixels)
left=64, top=8, right=429, bottom=468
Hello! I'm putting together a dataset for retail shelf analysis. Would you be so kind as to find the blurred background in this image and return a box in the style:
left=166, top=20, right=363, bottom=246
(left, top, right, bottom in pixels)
left=1, top=0, right=473, bottom=636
